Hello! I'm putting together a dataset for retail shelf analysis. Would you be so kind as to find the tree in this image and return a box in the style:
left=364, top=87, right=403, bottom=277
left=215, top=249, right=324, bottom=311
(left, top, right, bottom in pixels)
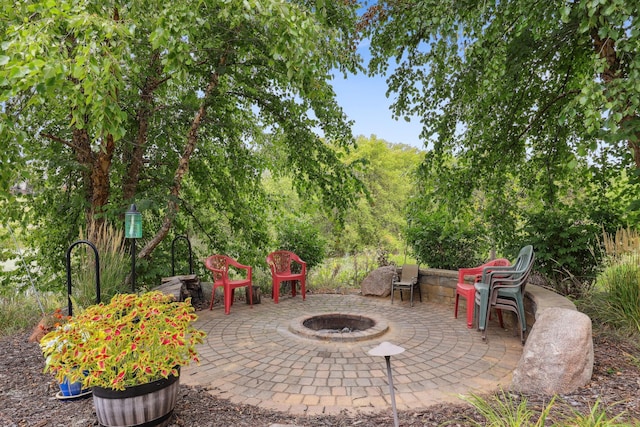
left=336, top=135, right=422, bottom=254
left=359, top=0, right=639, bottom=283
left=262, top=135, right=422, bottom=257
left=0, top=0, right=364, bottom=287
left=361, top=1, right=639, bottom=183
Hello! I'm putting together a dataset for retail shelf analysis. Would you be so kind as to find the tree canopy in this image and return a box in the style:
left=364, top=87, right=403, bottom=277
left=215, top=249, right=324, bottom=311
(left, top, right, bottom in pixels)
left=361, top=0, right=639, bottom=200
left=361, top=0, right=639, bottom=282
left=1, top=0, right=366, bottom=286
left=262, top=135, right=423, bottom=257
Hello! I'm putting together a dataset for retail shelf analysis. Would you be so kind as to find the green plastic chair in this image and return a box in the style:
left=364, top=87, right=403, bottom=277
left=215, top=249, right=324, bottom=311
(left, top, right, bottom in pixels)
left=456, top=258, right=511, bottom=328
left=474, top=245, right=535, bottom=344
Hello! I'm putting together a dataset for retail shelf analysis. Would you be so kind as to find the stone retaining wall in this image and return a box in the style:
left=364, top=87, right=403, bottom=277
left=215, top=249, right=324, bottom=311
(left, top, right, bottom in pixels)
left=415, top=267, right=577, bottom=329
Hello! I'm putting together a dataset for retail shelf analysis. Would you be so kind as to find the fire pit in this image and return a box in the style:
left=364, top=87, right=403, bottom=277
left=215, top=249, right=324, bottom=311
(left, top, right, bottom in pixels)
left=289, top=313, right=389, bottom=342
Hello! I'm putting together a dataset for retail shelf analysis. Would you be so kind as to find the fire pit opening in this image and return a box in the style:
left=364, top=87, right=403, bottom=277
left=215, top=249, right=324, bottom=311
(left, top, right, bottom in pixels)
left=289, top=313, right=389, bottom=342
left=303, top=313, right=374, bottom=333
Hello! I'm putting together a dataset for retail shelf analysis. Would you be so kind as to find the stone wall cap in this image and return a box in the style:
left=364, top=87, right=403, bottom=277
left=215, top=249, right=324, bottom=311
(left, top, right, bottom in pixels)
left=525, top=284, right=576, bottom=318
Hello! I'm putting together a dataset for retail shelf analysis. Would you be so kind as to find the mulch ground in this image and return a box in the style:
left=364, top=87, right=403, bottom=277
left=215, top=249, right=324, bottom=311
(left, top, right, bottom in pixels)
left=1, top=330, right=639, bottom=426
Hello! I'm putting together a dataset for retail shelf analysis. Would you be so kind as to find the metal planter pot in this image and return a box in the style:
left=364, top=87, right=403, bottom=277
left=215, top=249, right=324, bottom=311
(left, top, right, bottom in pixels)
left=92, top=373, right=179, bottom=427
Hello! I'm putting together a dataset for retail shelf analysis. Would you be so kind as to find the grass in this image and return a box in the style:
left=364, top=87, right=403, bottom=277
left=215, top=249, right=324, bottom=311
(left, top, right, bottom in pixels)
left=578, top=228, right=640, bottom=339
left=72, top=221, right=129, bottom=309
left=462, top=391, right=554, bottom=426
left=0, top=291, right=64, bottom=338
left=567, top=401, right=630, bottom=426
left=463, top=391, right=637, bottom=426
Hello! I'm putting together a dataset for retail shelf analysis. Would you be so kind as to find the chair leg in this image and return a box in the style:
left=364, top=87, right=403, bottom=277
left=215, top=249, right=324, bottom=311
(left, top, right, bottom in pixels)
left=516, top=311, right=524, bottom=344
left=513, top=296, right=526, bottom=344
left=409, top=286, right=414, bottom=307
left=273, top=279, right=280, bottom=304
left=496, top=309, right=504, bottom=328
left=209, top=285, right=215, bottom=310
left=482, top=298, right=491, bottom=341
left=391, top=283, right=395, bottom=304
left=475, top=288, right=490, bottom=332
left=247, top=284, right=253, bottom=308
left=474, top=297, right=479, bottom=330
left=224, top=287, right=233, bottom=315
left=465, top=294, right=474, bottom=329
left=301, top=278, right=306, bottom=301
left=507, top=306, right=525, bottom=344
left=454, top=293, right=460, bottom=318
left=480, top=292, right=492, bottom=341
left=516, top=295, right=527, bottom=333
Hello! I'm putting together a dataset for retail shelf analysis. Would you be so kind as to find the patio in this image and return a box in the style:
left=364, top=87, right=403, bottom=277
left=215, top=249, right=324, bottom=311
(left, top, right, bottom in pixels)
left=181, top=293, right=523, bottom=416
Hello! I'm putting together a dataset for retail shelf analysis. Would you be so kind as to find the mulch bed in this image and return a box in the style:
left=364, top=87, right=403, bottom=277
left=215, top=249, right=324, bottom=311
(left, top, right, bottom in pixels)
left=1, top=330, right=638, bottom=426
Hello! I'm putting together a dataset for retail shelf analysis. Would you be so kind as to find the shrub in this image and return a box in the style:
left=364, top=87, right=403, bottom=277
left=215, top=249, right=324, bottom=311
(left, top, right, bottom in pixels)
left=522, top=206, right=606, bottom=298
left=593, top=253, right=640, bottom=334
left=405, top=215, right=486, bottom=270
left=275, top=217, right=326, bottom=270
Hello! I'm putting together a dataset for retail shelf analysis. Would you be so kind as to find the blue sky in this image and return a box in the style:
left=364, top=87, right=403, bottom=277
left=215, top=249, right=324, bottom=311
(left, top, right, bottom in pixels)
left=328, top=32, right=426, bottom=150
left=331, top=69, right=426, bottom=150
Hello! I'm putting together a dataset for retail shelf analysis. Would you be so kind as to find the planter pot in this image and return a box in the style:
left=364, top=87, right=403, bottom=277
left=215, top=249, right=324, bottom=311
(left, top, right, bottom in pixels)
left=92, top=373, right=179, bottom=427
left=57, top=370, right=91, bottom=399
left=59, top=376, right=90, bottom=396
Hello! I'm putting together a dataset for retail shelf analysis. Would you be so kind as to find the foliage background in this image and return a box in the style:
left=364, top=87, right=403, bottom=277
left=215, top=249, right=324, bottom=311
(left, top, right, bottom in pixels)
left=2, top=0, right=640, bottom=304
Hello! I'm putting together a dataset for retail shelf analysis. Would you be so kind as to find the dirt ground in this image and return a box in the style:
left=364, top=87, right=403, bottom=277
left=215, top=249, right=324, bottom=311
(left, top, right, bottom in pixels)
left=1, top=328, right=639, bottom=426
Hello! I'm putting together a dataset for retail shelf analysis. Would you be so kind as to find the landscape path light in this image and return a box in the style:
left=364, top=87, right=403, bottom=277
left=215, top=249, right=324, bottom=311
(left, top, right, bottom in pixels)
left=368, top=341, right=405, bottom=427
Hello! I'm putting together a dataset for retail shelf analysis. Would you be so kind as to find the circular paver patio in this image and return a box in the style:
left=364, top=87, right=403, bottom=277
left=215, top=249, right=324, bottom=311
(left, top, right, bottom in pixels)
left=181, top=293, right=523, bottom=416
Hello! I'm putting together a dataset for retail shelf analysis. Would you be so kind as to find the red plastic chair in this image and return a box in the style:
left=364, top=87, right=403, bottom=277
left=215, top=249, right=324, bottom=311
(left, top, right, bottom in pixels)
left=455, top=258, right=510, bottom=328
left=266, top=251, right=307, bottom=304
left=204, top=255, right=253, bottom=314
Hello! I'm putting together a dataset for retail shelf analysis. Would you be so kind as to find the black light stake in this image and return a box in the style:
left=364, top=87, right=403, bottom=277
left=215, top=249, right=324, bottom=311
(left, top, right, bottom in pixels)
left=368, top=341, right=406, bottom=427
left=125, top=204, right=142, bottom=292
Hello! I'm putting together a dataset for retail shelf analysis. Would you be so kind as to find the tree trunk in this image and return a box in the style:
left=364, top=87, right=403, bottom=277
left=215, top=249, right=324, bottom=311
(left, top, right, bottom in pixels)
left=590, top=29, right=640, bottom=169
left=138, top=57, right=226, bottom=261
left=72, top=126, right=93, bottom=217
left=89, top=134, right=115, bottom=229
left=123, top=51, right=165, bottom=203
left=72, top=127, right=114, bottom=238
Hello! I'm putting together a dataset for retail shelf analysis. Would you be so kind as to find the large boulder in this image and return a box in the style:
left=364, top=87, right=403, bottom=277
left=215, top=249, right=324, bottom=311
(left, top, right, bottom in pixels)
left=361, top=265, right=396, bottom=297
left=510, top=308, right=593, bottom=394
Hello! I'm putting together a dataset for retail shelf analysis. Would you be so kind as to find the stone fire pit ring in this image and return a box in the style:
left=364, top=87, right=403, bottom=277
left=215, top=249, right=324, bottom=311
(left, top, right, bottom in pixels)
left=289, top=312, right=389, bottom=342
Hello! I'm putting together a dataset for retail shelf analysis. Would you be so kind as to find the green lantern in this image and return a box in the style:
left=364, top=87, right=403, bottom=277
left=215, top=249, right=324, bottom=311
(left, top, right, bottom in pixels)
left=125, top=205, right=142, bottom=239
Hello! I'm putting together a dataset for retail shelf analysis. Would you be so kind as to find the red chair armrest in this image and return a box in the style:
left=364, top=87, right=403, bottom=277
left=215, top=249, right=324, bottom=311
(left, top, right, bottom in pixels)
left=225, top=258, right=252, bottom=281
left=227, top=257, right=251, bottom=270
left=458, top=266, right=483, bottom=283
left=289, top=254, right=307, bottom=275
